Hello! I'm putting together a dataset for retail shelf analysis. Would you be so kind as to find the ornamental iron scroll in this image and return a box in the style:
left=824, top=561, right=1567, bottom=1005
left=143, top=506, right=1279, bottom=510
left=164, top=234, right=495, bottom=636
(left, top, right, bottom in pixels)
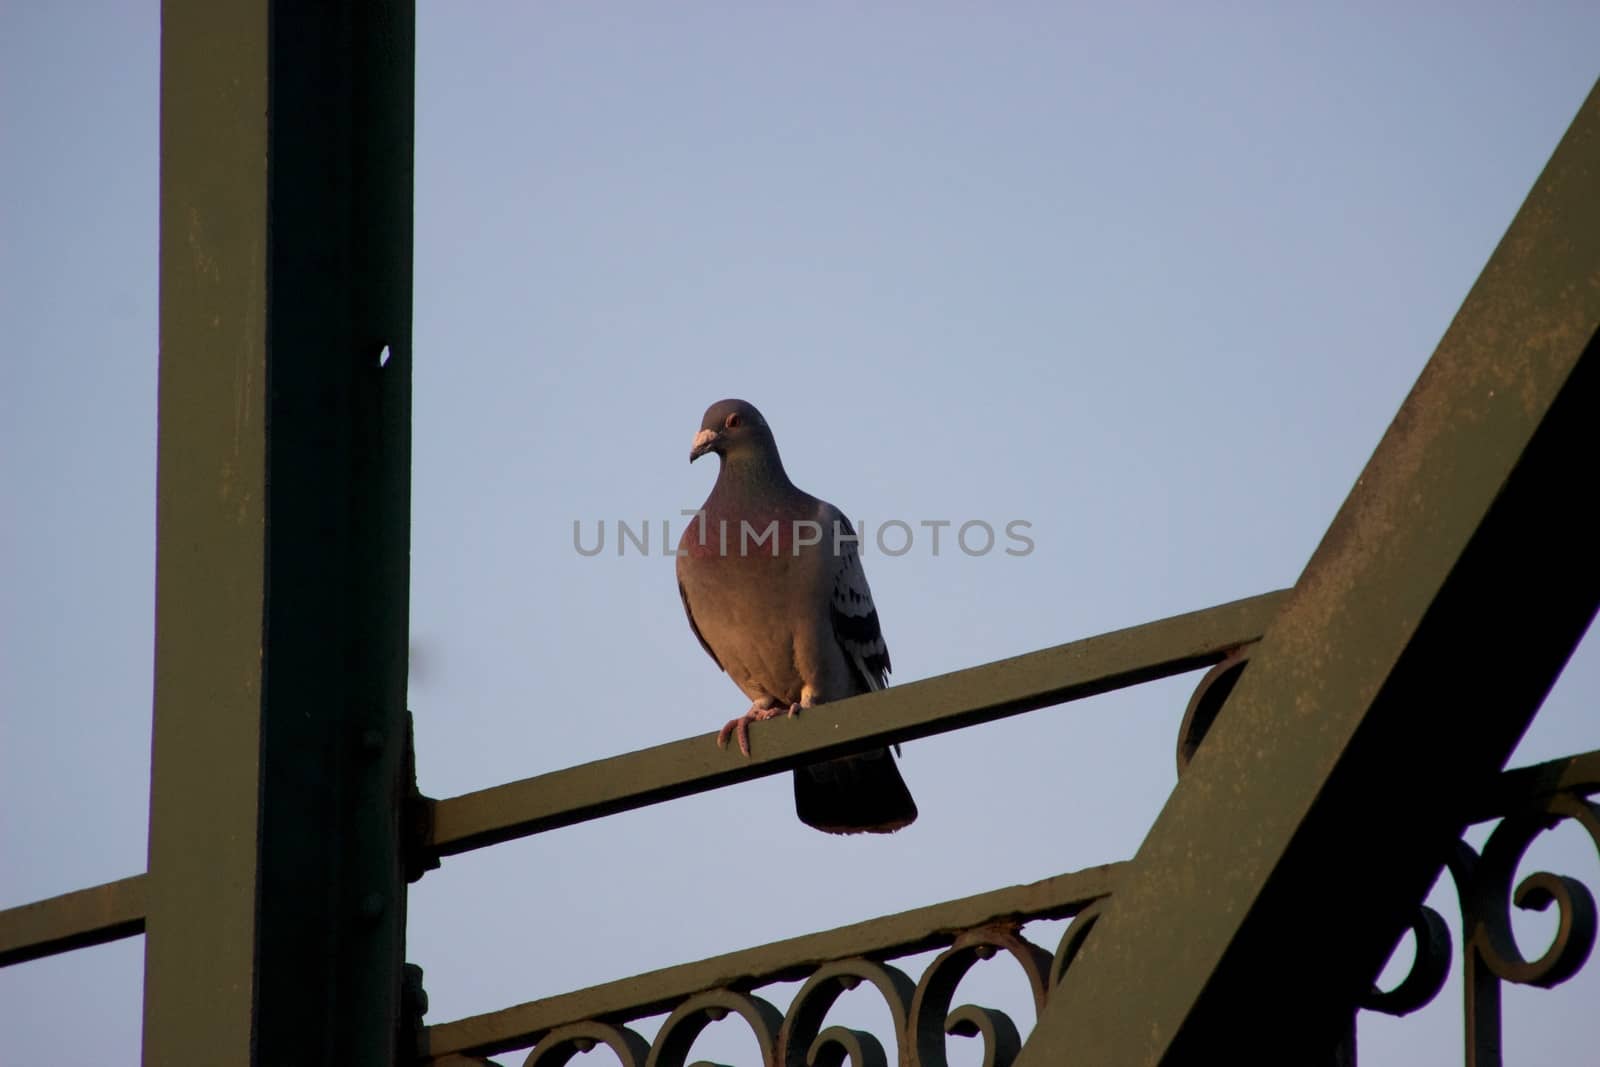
left=1450, top=791, right=1599, bottom=990
left=1359, top=905, right=1452, bottom=1017
left=1048, top=899, right=1104, bottom=991
left=524, top=1023, right=651, bottom=1067
left=648, top=990, right=784, bottom=1067
left=777, top=959, right=914, bottom=1067
left=1347, top=788, right=1600, bottom=1067
left=1176, top=646, right=1252, bottom=776
left=906, top=925, right=1052, bottom=1067
left=488, top=928, right=1080, bottom=1067
left=1450, top=791, right=1599, bottom=1067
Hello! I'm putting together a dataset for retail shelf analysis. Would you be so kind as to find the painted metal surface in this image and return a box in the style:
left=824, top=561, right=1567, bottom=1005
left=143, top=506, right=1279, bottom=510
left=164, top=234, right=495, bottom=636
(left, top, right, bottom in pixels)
left=142, top=1, right=415, bottom=1063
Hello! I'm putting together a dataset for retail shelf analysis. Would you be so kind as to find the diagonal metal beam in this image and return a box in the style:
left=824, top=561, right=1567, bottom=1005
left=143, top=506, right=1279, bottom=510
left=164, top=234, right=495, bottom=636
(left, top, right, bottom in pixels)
left=1019, top=79, right=1600, bottom=1064
left=429, top=592, right=1286, bottom=857
left=143, top=2, right=414, bottom=1063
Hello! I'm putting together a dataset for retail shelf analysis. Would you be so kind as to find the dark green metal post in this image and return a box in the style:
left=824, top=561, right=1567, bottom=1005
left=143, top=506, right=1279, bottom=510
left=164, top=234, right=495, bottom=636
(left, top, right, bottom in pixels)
left=1017, top=81, right=1600, bottom=1064
left=143, top=2, right=414, bottom=1063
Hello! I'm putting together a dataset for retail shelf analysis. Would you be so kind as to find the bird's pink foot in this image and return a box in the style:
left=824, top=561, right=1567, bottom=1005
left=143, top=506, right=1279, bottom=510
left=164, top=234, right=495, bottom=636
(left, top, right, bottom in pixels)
left=717, top=701, right=788, bottom=757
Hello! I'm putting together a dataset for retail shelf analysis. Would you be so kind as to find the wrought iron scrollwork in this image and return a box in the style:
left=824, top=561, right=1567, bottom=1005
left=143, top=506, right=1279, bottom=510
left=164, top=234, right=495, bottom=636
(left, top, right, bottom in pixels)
left=649, top=990, right=784, bottom=1067
left=1450, top=792, right=1600, bottom=989
left=907, top=924, right=1052, bottom=1067
left=1439, top=790, right=1600, bottom=1066
left=1360, top=904, right=1452, bottom=1016
left=1341, top=785, right=1600, bottom=1067
left=1049, top=899, right=1104, bottom=991
left=485, top=766, right=1598, bottom=1067
left=524, top=1022, right=651, bottom=1067
left=1176, top=647, right=1252, bottom=776
left=500, top=915, right=1093, bottom=1067
left=777, top=959, right=913, bottom=1067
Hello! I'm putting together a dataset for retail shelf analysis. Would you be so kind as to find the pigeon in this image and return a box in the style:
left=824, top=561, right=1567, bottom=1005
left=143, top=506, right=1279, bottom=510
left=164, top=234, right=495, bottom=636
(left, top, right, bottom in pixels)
left=677, top=398, right=918, bottom=834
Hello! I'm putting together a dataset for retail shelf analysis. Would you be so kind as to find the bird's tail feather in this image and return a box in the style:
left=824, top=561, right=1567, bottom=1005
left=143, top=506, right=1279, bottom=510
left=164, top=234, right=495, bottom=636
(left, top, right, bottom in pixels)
left=793, top=748, right=917, bottom=834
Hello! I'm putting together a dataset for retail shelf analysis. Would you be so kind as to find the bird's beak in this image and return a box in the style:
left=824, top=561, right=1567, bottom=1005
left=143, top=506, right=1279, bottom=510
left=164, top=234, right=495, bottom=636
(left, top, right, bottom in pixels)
left=689, top=428, right=718, bottom=463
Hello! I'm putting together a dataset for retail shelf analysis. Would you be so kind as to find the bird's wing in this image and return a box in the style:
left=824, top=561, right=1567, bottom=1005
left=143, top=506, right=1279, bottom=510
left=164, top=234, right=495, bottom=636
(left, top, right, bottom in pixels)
left=679, top=577, right=724, bottom=671
left=825, top=511, right=891, bottom=691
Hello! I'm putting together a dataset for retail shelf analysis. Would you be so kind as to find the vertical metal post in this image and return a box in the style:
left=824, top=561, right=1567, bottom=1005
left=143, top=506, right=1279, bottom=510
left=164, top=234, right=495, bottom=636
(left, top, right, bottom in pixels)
left=1464, top=949, right=1502, bottom=1067
left=144, top=2, right=414, bottom=1063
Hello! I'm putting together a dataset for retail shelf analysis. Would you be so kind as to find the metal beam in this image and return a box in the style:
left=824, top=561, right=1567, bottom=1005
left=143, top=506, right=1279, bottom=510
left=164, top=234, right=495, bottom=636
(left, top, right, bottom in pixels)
left=1018, top=79, right=1600, bottom=1064
left=0, top=876, right=146, bottom=968
left=5, top=747, right=1587, bottom=972
left=429, top=591, right=1287, bottom=857
left=144, top=2, right=414, bottom=1064
left=1466, top=747, right=1600, bottom=824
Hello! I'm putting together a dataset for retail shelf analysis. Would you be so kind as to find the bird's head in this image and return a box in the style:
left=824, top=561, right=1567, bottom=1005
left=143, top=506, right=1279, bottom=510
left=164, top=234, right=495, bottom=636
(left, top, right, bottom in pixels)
left=689, top=398, right=775, bottom=464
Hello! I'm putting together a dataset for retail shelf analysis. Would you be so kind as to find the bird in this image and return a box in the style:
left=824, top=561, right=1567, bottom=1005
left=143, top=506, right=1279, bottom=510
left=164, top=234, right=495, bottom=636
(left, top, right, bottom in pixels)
left=676, top=398, right=918, bottom=834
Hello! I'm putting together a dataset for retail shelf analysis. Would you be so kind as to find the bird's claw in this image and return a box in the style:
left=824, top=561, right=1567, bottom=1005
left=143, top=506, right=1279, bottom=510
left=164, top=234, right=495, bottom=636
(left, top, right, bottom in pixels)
left=717, top=702, right=790, bottom=757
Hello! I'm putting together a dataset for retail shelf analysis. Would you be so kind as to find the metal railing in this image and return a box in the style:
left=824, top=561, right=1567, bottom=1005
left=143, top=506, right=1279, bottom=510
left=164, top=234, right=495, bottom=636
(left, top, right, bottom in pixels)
left=419, top=748, right=1600, bottom=1065
left=3, top=588, right=1279, bottom=970
left=7, top=591, right=1596, bottom=1067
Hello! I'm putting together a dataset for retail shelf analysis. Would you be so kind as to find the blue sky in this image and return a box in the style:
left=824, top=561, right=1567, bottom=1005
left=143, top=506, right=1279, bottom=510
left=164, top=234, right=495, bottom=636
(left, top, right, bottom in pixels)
left=2, top=4, right=1598, bottom=1063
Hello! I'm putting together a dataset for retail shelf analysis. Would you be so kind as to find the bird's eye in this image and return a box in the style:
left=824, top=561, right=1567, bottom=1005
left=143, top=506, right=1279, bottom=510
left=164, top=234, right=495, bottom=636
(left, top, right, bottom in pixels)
left=725, top=413, right=742, bottom=429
